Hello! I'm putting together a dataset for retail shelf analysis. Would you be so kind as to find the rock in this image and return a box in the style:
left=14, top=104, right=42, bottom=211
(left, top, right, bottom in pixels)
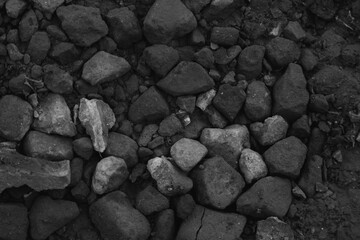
left=19, top=9, right=38, bottom=42
left=9, top=74, right=32, bottom=95
left=92, top=156, right=129, bottom=195
left=184, top=109, right=211, bottom=139
left=191, top=156, right=245, bottom=209
left=202, top=0, right=243, bottom=21
left=33, top=93, right=76, bottom=137
left=196, top=89, right=217, bottom=111
left=46, top=25, right=67, bottom=41
left=176, top=205, right=247, bottom=240
left=23, top=131, right=74, bottom=161
left=183, top=0, right=211, bottom=13
left=0, top=95, right=33, bottom=141
left=177, top=96, right=196, bottom=113
left=238, top=45, right=265, bottom=80
left=73, top=137, right=94, bottom=160
left=151, top=209, right=176, bottom=240
left=147, top=156, right=193, bottom=196
left=157, top=61, right=214, bottom=96
left=263, top=136, right=307, bottom=179
left=288, top=115, right=311, bottom=139
left=205, top=105, right=228, bottom=128
left=174, top=194, right=196, bottom=219
left=256, top=217, right=295, bottom=240
left=283, top=21, right=306, bottom=42
left=27, top=31, right=51, bottom=64
left=309, top=94, right=329, bottom=113
left=128, top=86, right=170, bottom=123
left=200, top=125, right=250, bottom=169
left=0, top=203, right=28, bottom=240
left=49, top=42, right=80, bottom=65
left=171, top=138, right=208, bottom=172
left=239, top=148, right=268, bottom=184
left=143, top=44, right=179, bottom=77
left=194, top=47, right=214, bottom=69
left=309, top=0, right=337, bottom=20
left=236, top=176, right=292, bottom=218
left=244, top=81, right=271, bottom=121
left=298, top=155, right=323, bottom=197
left=272, top=63, right=309, bottom=122
left=104, top=132, right=138, bottom=168
left=265, top=37, right=300, bottom=68
left=106, top=7, right=142, bottom=48
left=341, top=44, right=360, bottom=67
left=82, top=51, right=131, bottom=86
left=6, top=43, right=23, bottom=61
left=31, top=0, right=64, bottom=15
left=158, top=114, right=183, bottom=137
left=79, top=98, right=116, bottom=153
left=6, top=0, right=27, bottom=18
left=56, top=5, right=108, bottom=47
left=43, top=64, right=73, bottom=94
left=210, top=27, right=239, bottom=46
left=214, top=45, right=242, bottom=65
left=213, top=84, right=246, bottom=122
left=135, top=185, right=169, bottom=215
left=143, top=0, right=197, bottom=44
left=70, top=157, right=83, bottom=186
left=300, top=48, right=318, bottom=71
left=30, top=196, right=79, bottom=240
left=250, top=115, right=288, bottom=146
left=138, top=124, right=158, bottom=147
left=89, top=191, right=151, bottom=240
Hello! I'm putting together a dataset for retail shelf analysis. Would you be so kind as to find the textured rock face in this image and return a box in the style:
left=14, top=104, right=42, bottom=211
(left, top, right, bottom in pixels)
left=0, top=203, right=29, bottom=240
left=239, top=148, right=268, bottom=184
left=31, top=0, right=64, bottom=14
left=250, top=115, right=288, bottom=146
left=256, top=217, right=295, bottom=240
left=78, top=98, right=116, bottom=153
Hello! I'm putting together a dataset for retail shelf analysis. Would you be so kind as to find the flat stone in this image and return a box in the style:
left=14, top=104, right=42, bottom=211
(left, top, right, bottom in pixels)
left=6, top=0, right=27, bottom=18
left=265, top=37, right=300, bottom=68
left=244, top=81, right=272, bottom=121
left=238, top=45, right=265, bottom=80
left=31, top=0, right=64, bottom=14
left=56, top=5, right=108, bottom=47
left=143, top=44, right=179, bottom=77
left=200, top=125, right=250, bottom=169
left=135, top=185, right=169, bottom=215
left=157, top=61, right=214, bottom=97
left=0, top=203, right=28, bottom=240
left=191, top=156, right=245, bottom=209
left=147, top=156, right=193, bottom=196
left=256, top=217, right=295, bottom=240
left=236, top=176, right=292, bottom=218
left=79, top=98, right=115, bottom=153
left=239, top=148, right=268, bottom=184
left=92, top=156, right=129, bottom=195
left=0, top=95, right=33, bottom=141
left=19, top=9, right=38, bottom=42
left=82, top=51, right=131, bottom=86
left=250, top=115, right=288, bottom=146
left=171, top=138, right=208, bottom=172
left=27, top=31, right=50, bottom=64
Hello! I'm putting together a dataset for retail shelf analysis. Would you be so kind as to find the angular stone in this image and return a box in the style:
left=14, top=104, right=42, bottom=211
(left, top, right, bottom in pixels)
left=147, top=156, right=193, bottom=196
left=19, top=9, right=38, bottom=42
left=143, top=44, right=179, bottom=77
left=33, top=93, right=76, bottom=137
left=23, top=131, right=74, bottom=161
left=298, top=155, right=323, bottom=197
left=174, top=194, right=196, bottom=219
left=214, top=45, right=242, bottom=65
left=238, top=45, right=265, bottom=80
left=210, top=27, right=239, bottom=46
left=143, top=0, right=197, bottom=44
left=265, top=37, right=300, bottom=68
left=158, top=114, right=183, bottom=137
left=56, top=5, right=108, bottom=47
left=128, top=86, right=170, bottom=123
left=79, top=98, right=115, bottom=153
left=0, top=147, right=71, bottom=193
left=256, top=217, right=295, bottom=240
left=263, top=136, right=307, bottom=179
left=104, top=132, right=138, bottom=168
left=157, top=61, right=215, bottom=96
left=43, top=64, right=73, bottom=94
left=171, top=138, right=208, bottom=172
left=82, top=51, right=131, bottom=86
left=194, top=47, right=214, bottom=69
left=0, top=95, right=33, bottom=141
left=0, top=203, right=28, bottom=240
left=244, top=81, right=272, bottom=121
left=283, top=21, right=306, bottom=42
left=31, top=0, right=64, bottom=14
left=239, top=148, right=268, bottom=184
left=191, top=156, right=245, bottom=209
left=72, top=137, right=93, bottom=160
left=196, top=89, right=216, bottom=111
left=135, top=185, right=169, bottom=215
left=250, top=115, right=288, bottom=146
left=288, top=115, right=311, bottom=139
left=92, top=156, right=129, bottom=195
left=272, top=63, right=309, bottom=122
left=90, top=191, right=151, bottom=240
left=6, top=0, right=27, bottom=18
left=27, top=31, right=51, bottom=64
left=200, top=125, right=250, bottom=169
left=138, top=124, right=158, bottom=147
left=49, top=42, right=80, bottom=65
left=236, top=176, right=292, bottom=218
left=183, top=0, right=211, bottom=13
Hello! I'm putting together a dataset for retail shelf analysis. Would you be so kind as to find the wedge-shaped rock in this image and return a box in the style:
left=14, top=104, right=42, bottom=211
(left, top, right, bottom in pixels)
left=79, top=98, right=115, bottom=153
left=0, top=147, right=70, bottom=193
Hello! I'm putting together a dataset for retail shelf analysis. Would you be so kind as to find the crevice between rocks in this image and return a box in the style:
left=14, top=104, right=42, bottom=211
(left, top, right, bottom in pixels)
left=195, top=207, right=206, bottom=240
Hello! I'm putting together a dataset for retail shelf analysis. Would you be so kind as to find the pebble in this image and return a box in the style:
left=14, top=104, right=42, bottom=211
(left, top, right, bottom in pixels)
left=176, top=95, right=196, bottom=113
left=196, top=88, right=216, bottom=111
left=210, top=26, right=239, bottom=46
left=19, top=9, right=38, bottom=42
left=237, top=45, right=265, bottom=80
left=158, top=114, right=183, bottom=137
left=135, top=185, right=169, bottom=215
left=43, top=64, right=73, bottom=94
left=205, top=105, right=228, bottom=128
left=250, top=115, right=288, bottom=146
left=239, top=148, right=268, bottom=184
left=194, top=47, right=214, bottom=69
left=72, top=137, right=94, bottom=160
left=283, top=21, right=306, bottom=41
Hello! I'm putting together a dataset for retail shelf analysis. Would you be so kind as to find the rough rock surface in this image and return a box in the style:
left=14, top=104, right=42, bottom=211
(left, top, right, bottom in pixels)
left=238, top=45, right=265, bottom=80
left=0, top=203, right=29, bottom=240
left=135, top=185, right=169, bottom=215
left=239, top=148, right=268, bottom=184
left=244, top=81, right=272, bottom=121
left=250, top=115, right=288, bottom=146
left=265, top=37, right=301, bottom=68
left=256, top=217, right=295, bottom=240
left=31, top=0, right=64, bottom=14
left=143, top=44, right=179, bottom=77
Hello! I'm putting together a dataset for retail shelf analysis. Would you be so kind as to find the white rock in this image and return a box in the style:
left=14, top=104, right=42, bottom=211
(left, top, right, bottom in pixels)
left=239, top=148, right=268, bottom=184
left=196, top=89, right=216, bottom=111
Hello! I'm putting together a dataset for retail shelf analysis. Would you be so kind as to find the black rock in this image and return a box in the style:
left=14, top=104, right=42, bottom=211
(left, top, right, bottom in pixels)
left=49, top=42, right=80, bottom=65
left=237, top=45, right=265, bottom=80
left=210, top=26, right=239, bottom=46
left=0, top=203, right=28, bottom=240
left=27, top=31, right=51, bottom=64
left=151, top=209, right=176, bottom=240
left=244, top=81, right=271, bottom=122
left=265, top=37, right=300, bottom=68
left=135, top=185, right=169, bottom=215
left=143, top=44, right=179, bottom=77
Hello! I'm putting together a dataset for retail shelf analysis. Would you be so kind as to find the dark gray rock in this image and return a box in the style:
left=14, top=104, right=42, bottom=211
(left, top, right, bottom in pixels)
left=70, top=157, right=83, bottom=186
left=244, top=81, right=271, bottom=121
left=143, top=44, right=179, bottom=77
left=27, top=31, right=50, bottom=64
left=194, top=47, right=214, bottom=69
left=202, top=0, right=244, bottom=21
left=238, top=45, right=265, bottom=80
left=8, top=74, right=32, bottom=95
left=265, top=37, right=300, bottom=68
left=46, top=25, right=67, bottom=41
left=43, top=64, right=73, bottom=94
left=151, top=209, right=176, bottom=240
left=214, top=45, right=242, bottom=65
left=6, top=0, right=27, bottom=18
left=49, top=42, right=80, bottom=65
left=283, top=21, right=306, bottom=41
left=239, top=148, right=268, bottom=184
left=158, top=114, right=183, bottom=137
left=210, top=27, right=239, bottom=46
left=256, top=217, right=295, bottom=240
left=183, top=0, right=210, bottom=13
left=300, top=48, right=318, bottom=71
left=288, top=115, right=311, bottom=139
left=250, top=115, right=288, bottom=146
left=298, top=155, right=323, bottom=197
left=31, top=0, right=64, bottom=15
left=135, top=185, right=169, bottom=215
left=19, top=9, right=38, bottom=42
left=73, top=137, right=94, bottom=160
left=173, top=194, right=196, bottom=219
left=0, top=203, right=28, bottom=240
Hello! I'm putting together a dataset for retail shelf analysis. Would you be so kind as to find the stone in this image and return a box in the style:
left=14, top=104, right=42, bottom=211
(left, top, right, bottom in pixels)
left=191, top=156, right=245, bottom=209
left=300, top=48, right=318, bottom=71
left=157, top=61, right=214, bottom=97
left=213, top=84, right=246, bottom=122
left=183, top=0, right=211, bottom=13
left=177, top=96, right=196, bottom=113
left=23, top=131, right=73, bottom=161
left=19, top=9, right=38, bottom=42
left=89, top=191, right=151, bottom=240
left=298, top=155, right=323, bottom=197
left=43, top=64, right=73, bottom=94
left=239, top=148, right=268, bottom=184
left=158, top=114, right=183, bottom=137
left=238, top=45, right=265, bottom=80
left=210, top=27, right=239, bottom=46
left=341, top=44, right=360, bottom=67
left=49, top=42, right=80, bottom=65
left=27, top=31, right=51, bottom=64
left=283, top=21, right=306, bottom=41
left=143, top=0, right=197, bottom=44
left=8, top=74, right=32, bottom=96
left=79, top=98, right=116, bottom=153
left=184, top=110, right=211, bottom=139
left=33, top=93, right=76, bottom=137
left=143, top=44, right=179, bottom=77
left=106, top=7, right=142, bottom=48
left=265, top=37, right=300, bottom=68
left=263, top=136, right=307, bottom=179
left=73, top=137, right=93, bottom=160
left=138, top=124, right=158, bottom=147
left=194, top=47, right=214, bottom=69
left=214, top=45, right=242, bottom=65
left=147, top=156, right=193, bottom=196
left=70, top=157, right=83, bottom=186
left=272, top=63, right=309, bottom=122
left=309, top=0, right=337, bottom=20
left=236, top=176, right=292, bottom=218
left=205, top=105, right=228, bottom=128
left=174, top=194, right=196, bottom=219
left=176, top=205, right=247, bottom=240
left=6, top=43, right=23, bottom=61
left=128, top=87, right=170, bottom=123
left=288, top=115, right=311, bottom=139
left=203, top=0, right=243, bottom=21
left=92, top=156, right=129, bottom=195
left=135, top=185, right=169, bottom=215
left=104, top=132, right=138, bottom=168
left=318, top=30, right=345, bottom=61
left=171, top=138, right=208, bottom=172
left=200, top=125, right=250, bottom=169
left=151, top=209, right=176, bottom=240
left=0, top=203, right=28, bottom=240
left=196, top=89, right=217, bottom=111
left=82, top=51, right=131, bottom=86
left=309, top=94, right=329, bottom=113
left=250, top=115, right=288, bottom=146
left=256, top=217, right=295, bottom=240
left=0, top=95, right=33, bottom=141
left=30, top=196, right=79, bottom=240
left=32, top=0, right=64, bottom=15
left=6, top=0, right=27, bottom=18
left=46, top=25, right=67, bottom=41
left=244, top=81, right=272, bottom=121
left=56, top=5, right=108, bottom=47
